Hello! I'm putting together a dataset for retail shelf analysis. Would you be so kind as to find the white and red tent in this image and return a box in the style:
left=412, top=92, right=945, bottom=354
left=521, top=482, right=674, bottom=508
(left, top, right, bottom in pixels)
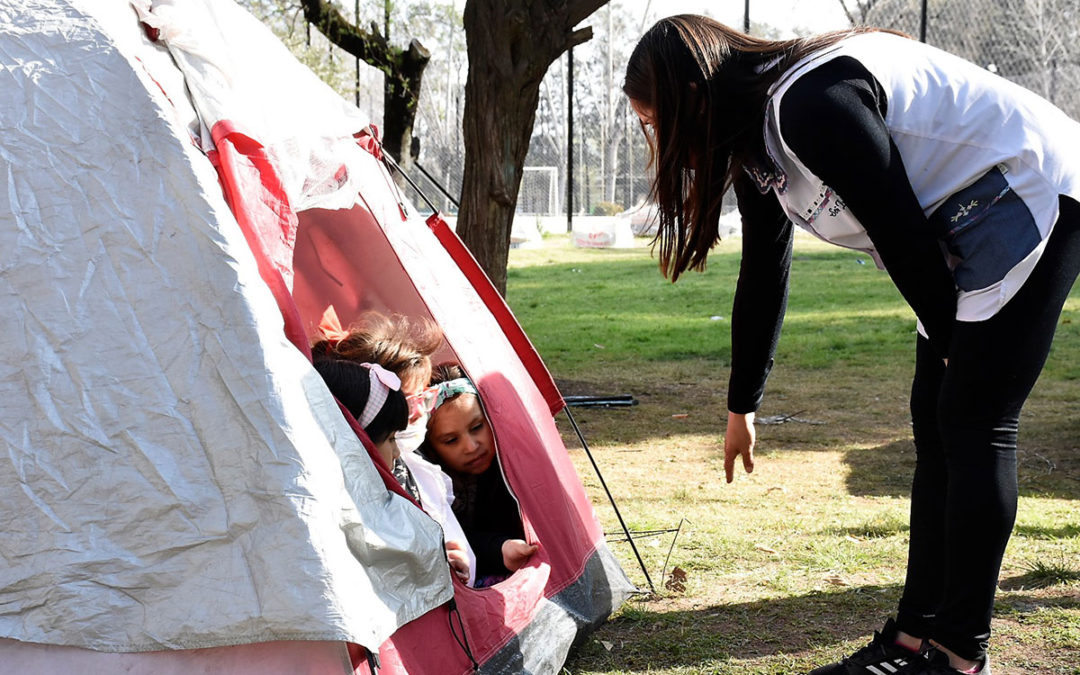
left=0, top=1, right=633, bottom=673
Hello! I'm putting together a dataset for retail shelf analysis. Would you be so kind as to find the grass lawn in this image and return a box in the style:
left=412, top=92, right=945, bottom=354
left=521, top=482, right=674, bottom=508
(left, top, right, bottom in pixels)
left=505, top=234, right=1080, bottom=675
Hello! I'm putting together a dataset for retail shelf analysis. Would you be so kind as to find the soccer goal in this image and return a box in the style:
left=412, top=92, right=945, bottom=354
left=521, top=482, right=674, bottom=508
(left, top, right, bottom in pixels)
left=518, top=166, right=560, bottom=216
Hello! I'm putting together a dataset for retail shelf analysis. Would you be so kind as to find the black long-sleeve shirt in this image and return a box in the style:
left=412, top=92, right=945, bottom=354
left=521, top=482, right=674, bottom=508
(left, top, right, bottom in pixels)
left=727, top=56, right=957, bottom=413
left=449, top=461, right=524, bottom=579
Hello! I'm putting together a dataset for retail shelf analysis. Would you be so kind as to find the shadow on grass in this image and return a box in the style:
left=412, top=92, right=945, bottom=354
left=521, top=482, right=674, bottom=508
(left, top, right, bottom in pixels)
left=843, top=438, right=1080, bottom=501
left=843, top=440, right=916, bottom=498
left=995, top=586, right=1080, bottom=609
left=565, top=584, right=902, bottom=672
left=1013, top=522, right=1080, bottom=539
left=1015, top=444, right=1080, bottom=499
left=567, top=583, right=1078, bottom=673
left=829, top=519, right=910, bottom=539
left=554, top=375, right=730, bottom=448
left=1000, top=569, right=1080, bottom=592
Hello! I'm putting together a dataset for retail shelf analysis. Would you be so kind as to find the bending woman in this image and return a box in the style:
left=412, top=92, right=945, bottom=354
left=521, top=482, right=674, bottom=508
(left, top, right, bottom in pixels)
left=623, top=14, right=1080, bottom=675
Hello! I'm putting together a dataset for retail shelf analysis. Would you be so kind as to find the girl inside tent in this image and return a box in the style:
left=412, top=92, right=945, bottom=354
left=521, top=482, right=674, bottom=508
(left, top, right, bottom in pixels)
left=312, top=360, right=409, bottom=471
left=312, top=309, right=442, bottom=450
left=313, top=310, right=476, bottom=586
left=421, top=363, right=538, bottom=588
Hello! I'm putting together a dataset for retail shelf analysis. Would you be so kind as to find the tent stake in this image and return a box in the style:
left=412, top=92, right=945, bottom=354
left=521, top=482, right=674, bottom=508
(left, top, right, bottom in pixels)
left=564, top=406, right=655, bottom=593
left=659, top=517, right=687, bottom=588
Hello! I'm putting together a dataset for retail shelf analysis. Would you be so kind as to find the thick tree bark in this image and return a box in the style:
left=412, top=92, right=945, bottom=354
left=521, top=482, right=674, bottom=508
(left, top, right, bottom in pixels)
left=300, top=0, right=429, bottom=170
left=460, top=0, right=607, bottom=295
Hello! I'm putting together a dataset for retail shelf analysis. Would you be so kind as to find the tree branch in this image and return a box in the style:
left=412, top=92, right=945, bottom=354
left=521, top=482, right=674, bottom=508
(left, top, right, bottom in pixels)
left=567, top=26, right=594, bottom=51
left=406, top=37, right=431, bottom=62
left=299, top=0, right=392, bottom=69
left=568, top=0, right=609, bottom=29
left=836, top=0, right=856, bottom=26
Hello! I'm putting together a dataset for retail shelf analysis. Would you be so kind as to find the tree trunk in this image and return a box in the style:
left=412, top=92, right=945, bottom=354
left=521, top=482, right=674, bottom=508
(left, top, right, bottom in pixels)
left=300, top=0, right=429, bottom=170
left=382, top=38, right=430, bottom=172
left=604, top=97, right=627, bottom=204
left=459, top=0, right=607, bottom=295
left=605, top=123, right=623, bottom=205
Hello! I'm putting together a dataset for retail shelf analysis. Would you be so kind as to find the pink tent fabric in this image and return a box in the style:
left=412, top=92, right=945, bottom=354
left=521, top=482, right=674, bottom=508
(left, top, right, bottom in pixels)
left=290, top=145, right=634, bottom=673
left=209, top=120, right=310, bottom=356
left=194, top=18, right=633, bottom=671
left=425, top=213, right=564, bottom=416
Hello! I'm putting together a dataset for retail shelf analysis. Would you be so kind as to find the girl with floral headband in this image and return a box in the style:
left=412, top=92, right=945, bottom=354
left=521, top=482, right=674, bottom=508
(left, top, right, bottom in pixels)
left=420, top=363, right=537, bottom=588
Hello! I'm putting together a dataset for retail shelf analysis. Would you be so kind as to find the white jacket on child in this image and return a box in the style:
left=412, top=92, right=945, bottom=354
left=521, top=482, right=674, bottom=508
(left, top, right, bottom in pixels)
left=400, top=450, right=477, bottom=587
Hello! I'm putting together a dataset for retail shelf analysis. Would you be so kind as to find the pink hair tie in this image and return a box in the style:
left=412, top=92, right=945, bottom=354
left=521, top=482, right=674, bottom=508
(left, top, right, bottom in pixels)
left=358, top=363, right=401, bottom=428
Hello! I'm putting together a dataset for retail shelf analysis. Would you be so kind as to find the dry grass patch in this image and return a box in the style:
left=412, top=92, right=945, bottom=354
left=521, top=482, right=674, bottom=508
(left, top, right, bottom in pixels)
left=507, top=235, right=1080, bottom=674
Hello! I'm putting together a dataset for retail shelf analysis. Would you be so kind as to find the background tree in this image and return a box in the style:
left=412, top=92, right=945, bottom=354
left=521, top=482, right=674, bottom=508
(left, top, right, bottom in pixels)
left=521, top=3, right=646, bottom=218
left=991, top=0, right=1080, bottom=110
left=456, top=0, right=608, bottom=295
left=299, top=0, right=430, bottom=173
left=841, top=0, right=1080, bottom=118
left=837, top=0, right=887, bottom=25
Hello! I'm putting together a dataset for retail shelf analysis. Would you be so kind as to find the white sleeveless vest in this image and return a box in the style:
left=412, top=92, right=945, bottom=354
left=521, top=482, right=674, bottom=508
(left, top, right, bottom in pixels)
left=760, top=32, right=1080, bottom=322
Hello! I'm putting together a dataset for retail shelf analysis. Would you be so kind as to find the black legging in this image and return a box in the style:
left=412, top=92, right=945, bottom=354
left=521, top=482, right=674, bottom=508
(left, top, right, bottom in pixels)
left=895, top=195, right=1080, bottom=661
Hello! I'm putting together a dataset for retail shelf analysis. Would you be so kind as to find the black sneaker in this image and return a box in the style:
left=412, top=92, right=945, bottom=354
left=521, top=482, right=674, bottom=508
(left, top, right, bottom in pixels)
left=922, top=648, right=991, bottom=675
left=807, top=618, right=927, bottom=674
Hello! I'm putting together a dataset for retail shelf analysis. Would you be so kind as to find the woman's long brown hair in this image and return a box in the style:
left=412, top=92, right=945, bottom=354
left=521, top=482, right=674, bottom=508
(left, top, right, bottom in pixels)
left=623, top=15, right=894, bottom=280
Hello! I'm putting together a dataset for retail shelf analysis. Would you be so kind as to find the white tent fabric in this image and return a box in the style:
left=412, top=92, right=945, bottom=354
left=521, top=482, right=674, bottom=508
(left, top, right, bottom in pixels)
left=128, top=0, right=375, bottom=219
left=0, top=637, right=355, bottom=674
left=0, top=0, right=451, bottom=655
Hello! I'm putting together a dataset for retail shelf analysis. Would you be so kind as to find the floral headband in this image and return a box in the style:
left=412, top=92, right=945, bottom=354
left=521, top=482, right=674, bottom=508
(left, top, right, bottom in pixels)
left=433, top=377, right=478, bottom=410
left=358, top=362, right=401, bottom=428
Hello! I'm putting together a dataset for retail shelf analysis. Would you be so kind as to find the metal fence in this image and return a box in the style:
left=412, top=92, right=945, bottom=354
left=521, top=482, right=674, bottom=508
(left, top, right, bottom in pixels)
left=858, top=0, right=1080, bottom=116
left=397, top=0, right=1080, bottom=220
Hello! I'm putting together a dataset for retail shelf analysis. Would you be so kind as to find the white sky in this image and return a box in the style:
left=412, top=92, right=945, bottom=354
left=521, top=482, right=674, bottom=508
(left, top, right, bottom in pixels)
left=616, top=0, right=852, bottom=37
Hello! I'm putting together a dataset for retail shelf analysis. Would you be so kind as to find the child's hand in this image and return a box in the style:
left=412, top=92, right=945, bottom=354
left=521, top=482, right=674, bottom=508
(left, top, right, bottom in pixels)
left=501, top=539, right=538, bottom=572
left=446, top=540, right=470, bottom=583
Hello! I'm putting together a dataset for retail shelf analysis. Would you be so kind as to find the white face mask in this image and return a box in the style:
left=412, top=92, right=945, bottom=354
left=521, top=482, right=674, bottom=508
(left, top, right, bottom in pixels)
left=395, top=410, right=428, bottom=454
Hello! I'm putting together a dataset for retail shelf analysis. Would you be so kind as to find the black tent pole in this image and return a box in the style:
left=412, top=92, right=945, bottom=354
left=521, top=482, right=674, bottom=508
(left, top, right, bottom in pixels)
left=355, top=0, right=360, bottom=108
left=564, top=406, right=655, bottom=593
left=566, top=47, right=574, bottom=233
left=414, top=160, right=461, bottom=210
